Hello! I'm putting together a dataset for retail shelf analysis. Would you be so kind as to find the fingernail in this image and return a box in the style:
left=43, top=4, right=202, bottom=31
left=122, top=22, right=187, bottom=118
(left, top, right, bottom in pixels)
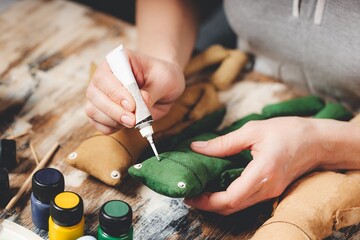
left=191, top=141, right=208, bottom=148
left=121, top=100, right=133, bottom=111
left=120, top=115, right=134, bottom=127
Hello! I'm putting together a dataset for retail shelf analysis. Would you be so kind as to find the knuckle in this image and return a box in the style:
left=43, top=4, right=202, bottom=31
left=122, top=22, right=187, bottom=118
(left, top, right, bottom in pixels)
left=85, top=103, right=96, bottom=118
left=272, top=184, right=286, bottom=198
left=216, top=136, right=230, bottom=151
left=86, top=85, right=96, bottom=100
left=266, top=187, right=282, bottom=199
left=226, top=192, right=240, bottom=210
left=219, top=210, right=233, bottom=216
left=108, top=88, right=125, bottom=104
left=222, top=212, right=231, bottom=216
left=213, top=135, right=235, bottom=156
left=100, top=127, right=114, bottom=135
left=229, top=198, right=241, bottom=210
left=105, top=105, right=121, bottom=121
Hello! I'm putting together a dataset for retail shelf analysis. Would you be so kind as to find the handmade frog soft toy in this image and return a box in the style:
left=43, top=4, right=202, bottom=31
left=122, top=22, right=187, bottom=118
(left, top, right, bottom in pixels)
left=129, top=95, right=354, bottom=198
left=65, top=83, right=224, bottom=186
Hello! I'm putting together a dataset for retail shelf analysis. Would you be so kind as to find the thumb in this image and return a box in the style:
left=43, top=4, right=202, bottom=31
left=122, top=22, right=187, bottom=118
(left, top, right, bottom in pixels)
left=191, top=128, right=254, bottom=157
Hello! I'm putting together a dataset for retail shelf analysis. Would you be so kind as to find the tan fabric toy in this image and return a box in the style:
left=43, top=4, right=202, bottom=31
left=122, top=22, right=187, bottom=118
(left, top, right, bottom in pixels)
left=184, top=44, right=229, bottom=77
left=184, top=45, right=249, bottom=91
left=65, top=82, right=222, bottom=186
left=251, top=170, right=360, bottom=240
left=210, top=50, right=248, bottom=90
left=350, top=113, right=360, bottom=123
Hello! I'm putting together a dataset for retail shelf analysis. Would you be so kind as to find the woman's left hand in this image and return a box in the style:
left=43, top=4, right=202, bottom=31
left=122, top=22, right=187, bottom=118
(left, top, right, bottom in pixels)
left=185, top=117, right=334, bottom=215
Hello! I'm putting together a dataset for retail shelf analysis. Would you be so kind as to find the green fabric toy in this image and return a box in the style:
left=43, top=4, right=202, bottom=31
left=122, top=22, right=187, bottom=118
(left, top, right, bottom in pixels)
left=219, top=113, right=266, bottom=135
left=129, top=96, right=353, bottom=198
left=313, top=102, right=353, bottom=121
left=262, top=95, right=325, bottom=118
left=130, top=133, right=236, bottom=198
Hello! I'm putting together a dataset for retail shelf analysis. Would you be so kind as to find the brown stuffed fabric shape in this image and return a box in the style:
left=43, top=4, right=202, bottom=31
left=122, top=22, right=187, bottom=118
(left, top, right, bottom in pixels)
left=184, top=44, right=249, bottom=91
left=251, top=170, right=360, bottom=240
left=65, top=82, right=223, bottom=186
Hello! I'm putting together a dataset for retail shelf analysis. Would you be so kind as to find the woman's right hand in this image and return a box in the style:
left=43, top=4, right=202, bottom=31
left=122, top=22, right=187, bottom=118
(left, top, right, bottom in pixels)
left=85, top=49, right=185, bottom=134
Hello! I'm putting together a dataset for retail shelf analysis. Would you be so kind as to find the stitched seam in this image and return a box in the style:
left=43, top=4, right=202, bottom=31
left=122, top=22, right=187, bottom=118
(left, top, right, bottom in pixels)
left=164, top=157, right=204, bottom=191
left=259, top=221, right=312, bottom=239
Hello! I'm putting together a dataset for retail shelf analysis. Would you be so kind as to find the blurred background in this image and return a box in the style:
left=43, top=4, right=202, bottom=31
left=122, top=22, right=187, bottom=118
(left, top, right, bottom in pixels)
left=0, top=0, right=236, bottom=52
left=71, top=0, right=237, bottom=52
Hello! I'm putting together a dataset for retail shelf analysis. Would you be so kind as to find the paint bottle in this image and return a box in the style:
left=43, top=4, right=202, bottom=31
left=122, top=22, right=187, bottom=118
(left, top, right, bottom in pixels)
left=98, top=200, right=133, bottom=240
left=49, top=191, right=84, bottom=240
left=31, top=168, right=64, bottom=230
left=0, top=168, right=10, bottom=207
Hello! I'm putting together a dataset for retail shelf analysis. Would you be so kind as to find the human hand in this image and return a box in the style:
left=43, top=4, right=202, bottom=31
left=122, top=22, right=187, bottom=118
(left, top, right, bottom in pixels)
left=85, top=49, right=185, bottom=134
left=185, top=117, right=331, bottom=215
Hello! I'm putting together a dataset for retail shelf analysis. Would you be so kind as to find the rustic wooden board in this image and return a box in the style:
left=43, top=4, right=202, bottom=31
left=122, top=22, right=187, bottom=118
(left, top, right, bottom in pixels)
left=0, top=0, right=359, bottom=239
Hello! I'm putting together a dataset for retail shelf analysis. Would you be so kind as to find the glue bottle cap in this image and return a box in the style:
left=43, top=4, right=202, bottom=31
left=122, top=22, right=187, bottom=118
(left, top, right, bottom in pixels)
left=139, top=124, right=154, bottom=138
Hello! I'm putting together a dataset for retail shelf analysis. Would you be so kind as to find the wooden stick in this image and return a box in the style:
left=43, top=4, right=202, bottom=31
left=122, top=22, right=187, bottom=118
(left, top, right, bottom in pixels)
left=6, top=129, right=30, bottom=140
left=4, top=143, right=59, bottom=211
left=29, top=142, right=40, bottom=165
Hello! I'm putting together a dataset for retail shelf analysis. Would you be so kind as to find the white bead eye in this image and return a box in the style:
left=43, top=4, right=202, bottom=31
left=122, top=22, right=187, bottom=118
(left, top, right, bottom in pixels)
left=134, top=164, right=142, bottom=169
left=68, top=152, right=77, bottom=160
left=110, top=170, right=120, bottom=179
left=177, top=181, right=186, bottom=188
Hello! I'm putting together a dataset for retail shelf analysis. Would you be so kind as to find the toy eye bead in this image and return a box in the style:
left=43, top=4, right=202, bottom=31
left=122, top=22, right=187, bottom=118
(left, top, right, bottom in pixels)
left=68, top=152, right=77, bottom=160
left=110, top=170, right=121, bottom=179
left=177, top=182, right=186, bottom=188
left=134, top=164, right=142, bottom=169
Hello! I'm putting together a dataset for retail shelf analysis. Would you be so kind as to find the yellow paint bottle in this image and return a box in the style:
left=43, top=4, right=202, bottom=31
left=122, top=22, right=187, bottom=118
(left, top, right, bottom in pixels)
left=49, top=191, right=84, bottom=240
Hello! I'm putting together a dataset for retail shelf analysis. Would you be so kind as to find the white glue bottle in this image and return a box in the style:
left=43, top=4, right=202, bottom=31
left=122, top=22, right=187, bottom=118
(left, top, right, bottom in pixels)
left=106, top=45, right=160, bottom=160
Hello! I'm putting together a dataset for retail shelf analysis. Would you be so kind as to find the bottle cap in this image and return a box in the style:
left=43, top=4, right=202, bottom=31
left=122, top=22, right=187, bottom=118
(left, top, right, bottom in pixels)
left=139, top=124, right=154, bottom=138
left=99, top=200, right=132, bottom=237
left=76, top=236, right=96, bottom=240
left=0, top=139, right=17, bottom=171
left=0, top=168, right=9, bottom=193
left=50, top=191, right=83, bottom=227
left=0, top=168, right=10, bottom=207
left=32, top=168, right=64, bottom=204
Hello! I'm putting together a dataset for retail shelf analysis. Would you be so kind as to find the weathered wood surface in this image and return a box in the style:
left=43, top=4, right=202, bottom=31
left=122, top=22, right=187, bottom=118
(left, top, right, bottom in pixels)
left=0, top=0, right=359, bottom=239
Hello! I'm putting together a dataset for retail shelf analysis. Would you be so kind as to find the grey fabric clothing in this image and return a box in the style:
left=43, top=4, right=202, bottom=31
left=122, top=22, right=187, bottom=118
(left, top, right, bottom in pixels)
left=224, top=0, right=360, bottom=111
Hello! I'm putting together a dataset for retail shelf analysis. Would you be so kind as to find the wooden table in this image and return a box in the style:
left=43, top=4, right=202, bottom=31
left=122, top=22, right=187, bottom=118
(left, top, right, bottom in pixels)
left=0, top=1, right=359, bottom=239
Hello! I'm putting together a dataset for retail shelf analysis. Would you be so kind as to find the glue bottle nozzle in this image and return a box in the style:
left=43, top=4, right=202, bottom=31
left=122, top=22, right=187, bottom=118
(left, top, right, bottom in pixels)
left=138, top=123, right=160, bottom=160
left=147, top=136, right=160, bottom=161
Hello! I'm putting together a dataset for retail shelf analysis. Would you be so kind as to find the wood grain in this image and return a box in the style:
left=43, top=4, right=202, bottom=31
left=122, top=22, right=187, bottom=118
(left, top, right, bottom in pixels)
left=0, top=0, right=358, bottom=239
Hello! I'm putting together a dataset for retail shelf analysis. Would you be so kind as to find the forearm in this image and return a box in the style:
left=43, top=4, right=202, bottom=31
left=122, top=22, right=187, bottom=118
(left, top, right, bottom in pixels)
left=316, top=120, right=360, bottom=170
left=136, top=0, right=198, bottom=69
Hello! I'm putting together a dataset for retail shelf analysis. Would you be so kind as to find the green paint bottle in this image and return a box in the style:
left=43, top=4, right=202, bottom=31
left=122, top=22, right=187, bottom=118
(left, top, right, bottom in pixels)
left=98, top=200, right=133, bottom=240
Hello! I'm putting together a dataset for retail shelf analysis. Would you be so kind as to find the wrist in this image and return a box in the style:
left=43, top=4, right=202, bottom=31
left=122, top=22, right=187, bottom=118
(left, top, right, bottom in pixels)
left=315, top=119, right=360, bottom=170
left=138, top=42, right=185, bottom=69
